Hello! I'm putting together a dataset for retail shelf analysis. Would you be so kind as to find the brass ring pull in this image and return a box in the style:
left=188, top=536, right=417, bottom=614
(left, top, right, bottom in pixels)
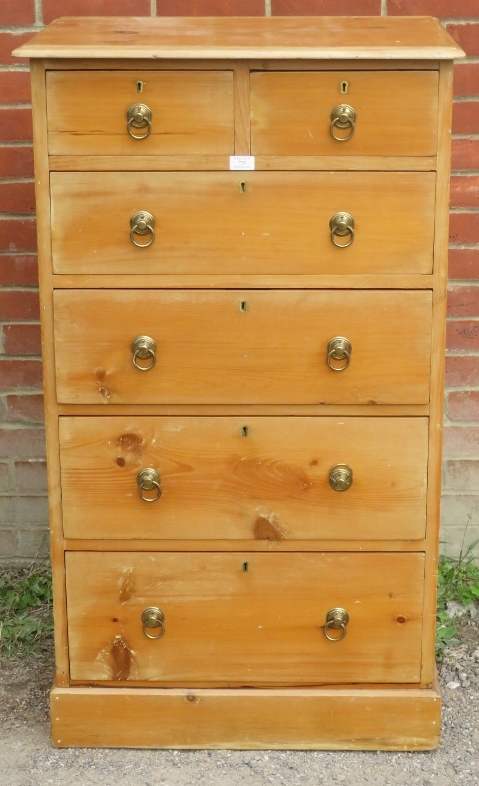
left=324, top=608, right=349, bottom=642
left=141, top=607, right=165, bottom=640
left=127, top=103, right=152, bottom=140
left=131, top=335, right=157, bottom=371
left=327, top=337, right=352, bottom=372
left=330, top=104, right=356, bottom=142
left=136, top=468, right=162, bottom=502
left=329, top=463, right=353, bottom=492
left=329, top=212, right=355, bottom=248
left=130, top=211, right=155, bottom=248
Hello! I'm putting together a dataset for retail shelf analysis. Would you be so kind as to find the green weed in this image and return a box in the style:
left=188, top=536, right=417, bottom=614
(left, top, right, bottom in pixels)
left=0, top=563, right=53, bottom=658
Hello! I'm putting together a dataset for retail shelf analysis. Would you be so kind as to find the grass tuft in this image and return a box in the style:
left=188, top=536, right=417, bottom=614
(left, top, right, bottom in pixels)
left=0, top=563, right=54, bottom=659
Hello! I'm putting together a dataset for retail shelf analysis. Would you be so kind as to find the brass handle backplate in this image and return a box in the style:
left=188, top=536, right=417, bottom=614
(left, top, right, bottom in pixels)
left=324, top=608, right=349, bottom=642
left=131, top=335, right=157, bottom=371
left=127, top=103, right=152, bottom=139
left=130, top=211, right=155, bottom=248
left=329, top=463, right=353, bottom=492
left=330, top=104, right=356, bottom=141
left=136, top=468, right=162, bottom=502
left=329, top=212, right=355, bottom=248
left=141, top=607, right=165, bottom=639
left=327, top=337, right=352, bottom=372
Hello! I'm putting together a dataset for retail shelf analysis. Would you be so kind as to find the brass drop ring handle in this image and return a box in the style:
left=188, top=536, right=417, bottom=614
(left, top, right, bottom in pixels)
left=329, top=212, right=355, bottom=248
left=130, top=211, right=155, bottom=248
left=136, top=468, right=162, bottom=502
left=132, top=335, right=157, bottom=371
left=329, top=463, right=353, bottom=492
left=327, top=337, right=352, bottom=372
left=324, top=608, right=349, bottom=642
left=330, top=104, right=356, bottom=142
left=141, top=607, right=165, bottom=640
left=127, top=103, right=152, bottom=140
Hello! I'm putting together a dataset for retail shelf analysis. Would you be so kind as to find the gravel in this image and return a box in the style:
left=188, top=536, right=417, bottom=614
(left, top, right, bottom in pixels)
left=1, top=620, right=478, bottom=786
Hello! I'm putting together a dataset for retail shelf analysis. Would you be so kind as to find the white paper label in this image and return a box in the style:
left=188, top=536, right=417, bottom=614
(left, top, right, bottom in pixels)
left=229, top=155, right=255, bottom=171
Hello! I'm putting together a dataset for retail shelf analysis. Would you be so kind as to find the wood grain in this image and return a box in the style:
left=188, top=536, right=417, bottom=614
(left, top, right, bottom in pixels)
left=65, top=551, right=425, bottom=686
left=50, top=171, right=435, bottom=276
left=53, top=289, right=433, bottom=405
left=47, top=71, right=234, bottom=156
left=59, top=416, right=429, bottom=541
left=251, top=71, right=438, bottom=157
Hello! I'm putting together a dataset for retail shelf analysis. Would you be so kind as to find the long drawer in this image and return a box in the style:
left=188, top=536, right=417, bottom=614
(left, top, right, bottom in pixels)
left=66, top=551, right=424, bottom=685
left=50, top=171, right=436, bottom=275
left=53, top=289, right=432, bottom=405
left=59, top=416, right=428, bottom=541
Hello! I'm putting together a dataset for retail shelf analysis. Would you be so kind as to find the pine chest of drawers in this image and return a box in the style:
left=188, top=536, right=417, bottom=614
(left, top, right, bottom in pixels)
left=15, top=16, right=464, bottom=750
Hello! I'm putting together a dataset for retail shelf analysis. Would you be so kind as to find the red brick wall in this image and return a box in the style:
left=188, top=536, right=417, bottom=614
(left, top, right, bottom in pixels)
left=1, top=0, right=477, bottom=562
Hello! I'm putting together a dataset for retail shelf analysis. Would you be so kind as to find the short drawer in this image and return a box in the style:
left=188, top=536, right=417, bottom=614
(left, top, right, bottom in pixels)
left=59, top=416, right=428, bottom=541
left=53, top=289, right=432, bottom=405
left=50, top=171, right=435, bottom=275
left=46, top=70, right=234, bottom=155
left=251, top=71, right=438, bottom=156
left=66, top=551, right=424, bottom=685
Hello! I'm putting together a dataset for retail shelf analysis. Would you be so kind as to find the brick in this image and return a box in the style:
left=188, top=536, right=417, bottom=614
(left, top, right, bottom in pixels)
left=450, top=176, right=479, bottom=209
left=389, top=0, right=479, bottom=14
left=0, top=427, right=45, bottom=459
left=0, top=108, right=33, bottom=142
left=452, top=138, right=479, bottom=171
left=0, top=72, right=31, bottom=105
left=445, top=459, right=479, bottom=491
left=446, top=355, right=479, bottom=387
left=447, top=285, right=479, bottom=317
left=448, top=248, right=479, bottom=280
left=6, top=394, right=44, bottom=424
left=440, top=495, right=479, bottom=557
left=0, top=529, right=15, bottom=559
left=449, top=212, right=479, bottom=245
left=0, top=462, right=9, bottom=492
left=0, top=218, right=37, bottom=252
left=0, top=289, right=39, bottom=319
left=13, top=496, right=48, bottom=525
left=2, top=324, right=41, bottom=356
left=0, top=496, right=14, bottom=522
left=0, top=255, right=38, bottom=287
left=0, top=147, right=34, bottom=179
left=0, top=0, right=35, bottom=26
left=17, top=528, right=49, bottom=559
left=0, top=359, right=43, bottom=390
left=446, top=24, right=479, bottom=57
left=43, top=0, right=150, bottom=24
left=0, top=33, right=35, bottom=67
left=155, top=0, right=264, bottom=14
left=14, top=461, right=47, bottom=493
left=447, top=390, right=479, bottom=420
left=452, top=101, right=479, bottom=135
left=272, top=0, right=380, bottom=13
left=0, top=182, right=35, bottom=215
left=447, top=320, right=479, bottom=350
left=454, top=63, right=479, bottom=98
left=443, top=424, right=479, bottom=456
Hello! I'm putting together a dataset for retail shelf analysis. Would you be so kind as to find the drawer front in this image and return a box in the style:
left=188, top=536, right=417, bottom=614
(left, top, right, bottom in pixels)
left=50, top=171, right=435, bottom=275
left=53, top=290, right=432, bottom=405
left=66, top=551, right=424, bottom=685
left=59, top=416, right=428, bottom=541
left=251, top=71, right=438, bottom=156
left=46, top=71, right=234, bottom=155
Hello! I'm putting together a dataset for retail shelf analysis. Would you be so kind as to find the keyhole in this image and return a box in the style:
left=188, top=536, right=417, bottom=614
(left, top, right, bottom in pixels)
left=242, top=562, right=249, bottom=572
left=239, top=301, right=247, bottom=312
left=136, top=80, right=145, bottom=93
left=340, top=80, right=349, bottom=94
left=239, top=180, right=246, bottom=193
left=241, top=425, right=249, bottom=437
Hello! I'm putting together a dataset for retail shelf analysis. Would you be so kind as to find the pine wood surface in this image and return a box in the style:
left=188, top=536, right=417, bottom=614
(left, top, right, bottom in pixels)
left=13, top=16, right=464, bottom=60
left=53, top=289, right=433, bottom=405
left=47, top=71, right=234, bottom=156
left=58, top=416, right=428, bottom=541
left=251, top=71, right=438, bottom=157
left=64, top=538, right=427, bottom=553
left=50, top=171, right=435, bottom=276
left=65, top=551, right=424, bottom=686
